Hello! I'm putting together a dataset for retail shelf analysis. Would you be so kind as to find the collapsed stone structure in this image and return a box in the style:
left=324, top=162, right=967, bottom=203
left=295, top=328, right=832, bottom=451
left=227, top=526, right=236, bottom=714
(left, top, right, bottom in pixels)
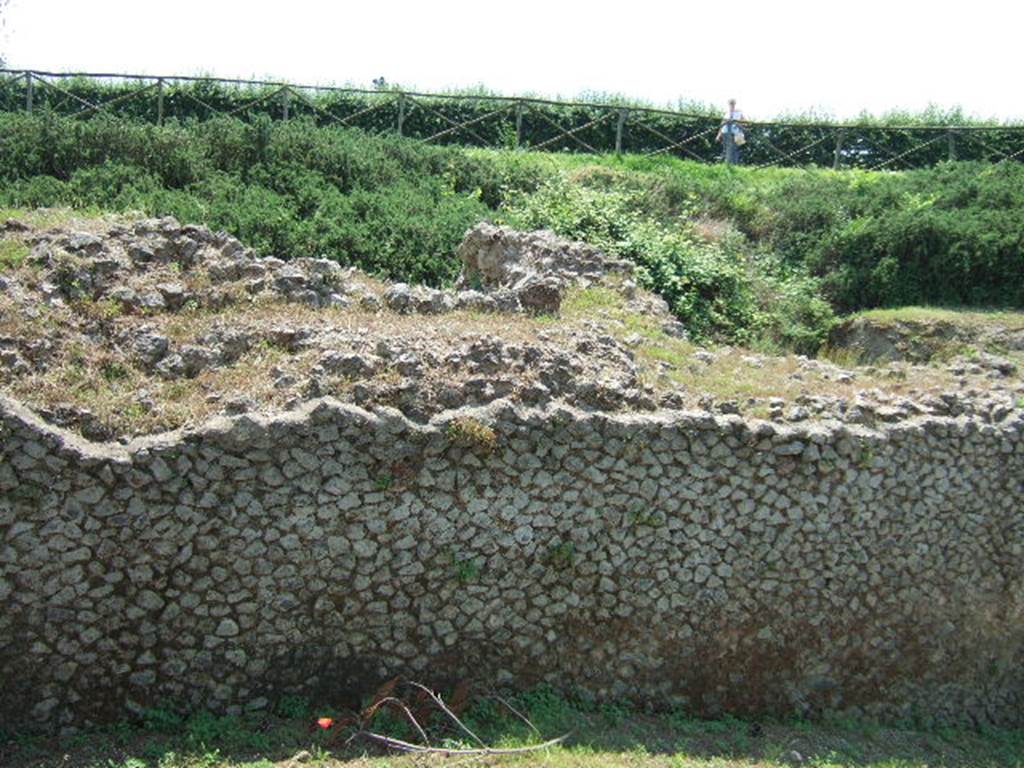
left=1, top=216, right=1023, bottom=732
left=5, top=218, right=623, bottom=319
left=454, top=222, right=636, bottom=314
left=2, top=217, right=1019, bottom=440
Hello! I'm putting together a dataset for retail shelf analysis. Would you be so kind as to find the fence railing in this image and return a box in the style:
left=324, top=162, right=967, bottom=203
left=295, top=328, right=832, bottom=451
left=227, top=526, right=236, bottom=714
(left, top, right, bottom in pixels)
left=3, top=69, right=1024, bottom=170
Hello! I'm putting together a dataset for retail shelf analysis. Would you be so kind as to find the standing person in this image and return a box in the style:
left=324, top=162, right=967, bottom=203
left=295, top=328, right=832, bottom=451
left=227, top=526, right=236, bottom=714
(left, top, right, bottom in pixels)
left=716, top=98, right=745, bottom=164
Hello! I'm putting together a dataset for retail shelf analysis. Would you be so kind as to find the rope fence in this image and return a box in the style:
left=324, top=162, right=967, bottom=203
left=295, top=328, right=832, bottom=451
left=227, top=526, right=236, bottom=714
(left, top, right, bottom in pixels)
left=2, top=69, right=1024, bottom=170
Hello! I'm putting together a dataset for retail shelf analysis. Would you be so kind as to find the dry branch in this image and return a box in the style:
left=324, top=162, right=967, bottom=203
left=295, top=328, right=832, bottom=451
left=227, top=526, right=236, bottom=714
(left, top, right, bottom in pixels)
left=337, top=678, right=568, bottom=759
left=407, top=681, right=488, bottom=748
left=360, top=731, right=570, bottom=756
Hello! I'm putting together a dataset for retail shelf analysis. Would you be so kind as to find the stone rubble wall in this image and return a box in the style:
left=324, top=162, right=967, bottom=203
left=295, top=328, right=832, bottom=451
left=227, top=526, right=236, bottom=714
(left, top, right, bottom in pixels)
left=1, top=394, right=1023, bottom=732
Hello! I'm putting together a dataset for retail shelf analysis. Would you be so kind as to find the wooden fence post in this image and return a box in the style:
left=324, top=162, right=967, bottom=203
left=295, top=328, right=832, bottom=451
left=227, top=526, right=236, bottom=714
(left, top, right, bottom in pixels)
left=397, top=92, right=406, bottom=136
left=615, top=109, right=627, bottom=154
left=833, top=128, right=845, bottom=170
left=156, top=78, right=165, bottom=125
left=25, top=72, right=34, bottom=114
left=515, top=101, right=524, bottom=148
left=947, top=129, right=957, bottom=162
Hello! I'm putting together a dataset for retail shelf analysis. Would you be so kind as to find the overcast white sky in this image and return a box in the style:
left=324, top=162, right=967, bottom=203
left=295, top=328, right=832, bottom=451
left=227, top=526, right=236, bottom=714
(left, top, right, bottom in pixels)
left=2, top=0, right=1022, bottom=121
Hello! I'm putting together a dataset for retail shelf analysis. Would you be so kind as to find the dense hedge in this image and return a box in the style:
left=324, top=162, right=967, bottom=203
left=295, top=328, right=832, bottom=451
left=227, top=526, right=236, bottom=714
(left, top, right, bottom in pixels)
left=546, top=155, right=1024, bottom=313
left=3, top=73, right=1024, bottom=167
left=0, top=75, right=722, bottom=158
left=0, top=112, right=1021, bottom=351
left=0, top=113, right=505, bottom=284
left=695, top=162, right=1024, bottom=311
left=754, top=164, right=1024, bottom=310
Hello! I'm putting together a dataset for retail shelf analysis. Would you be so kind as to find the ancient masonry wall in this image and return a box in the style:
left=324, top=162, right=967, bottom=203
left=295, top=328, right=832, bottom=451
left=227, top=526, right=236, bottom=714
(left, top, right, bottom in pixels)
left=1, top=394, right=1023, bottom=731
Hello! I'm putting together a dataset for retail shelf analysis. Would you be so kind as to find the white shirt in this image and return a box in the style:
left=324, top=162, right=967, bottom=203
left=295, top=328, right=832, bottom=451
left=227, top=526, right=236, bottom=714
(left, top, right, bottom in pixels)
left=722, top=109, right=744, bottom=133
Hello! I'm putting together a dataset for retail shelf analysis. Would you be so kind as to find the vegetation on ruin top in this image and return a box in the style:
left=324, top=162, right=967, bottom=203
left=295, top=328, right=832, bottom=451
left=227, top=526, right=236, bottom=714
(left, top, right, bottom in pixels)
left=1, top=112, right=1022, bottom=354
left=4, top=210, right=1017, bottom=442
left=851, top=306, right=1024, bottom=329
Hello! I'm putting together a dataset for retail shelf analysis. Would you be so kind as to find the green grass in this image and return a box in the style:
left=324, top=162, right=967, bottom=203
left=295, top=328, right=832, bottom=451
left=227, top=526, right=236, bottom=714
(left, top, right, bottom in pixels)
left=0, top=239, right=29, bottom=269
left=0, top=205, right=123, bottom=270
left=851, top=306, right=1024, bottom=329
left=0, top=206, right=109, bottom=229
left=559, top=285, right=627, bottom=315
left=3, top=690, right=1023, bottom=768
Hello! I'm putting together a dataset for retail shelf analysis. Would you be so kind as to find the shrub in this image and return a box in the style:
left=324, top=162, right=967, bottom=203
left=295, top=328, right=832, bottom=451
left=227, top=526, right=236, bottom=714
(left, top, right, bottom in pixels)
left=0, top=113, right=492, bottom=286
left=501, top=176, right=835, bottom=348
left=68, top=162, right=162, bottom=208
left=723, top=163, right=1024, bottom=311
left=3, top=175, right=72, bottom=208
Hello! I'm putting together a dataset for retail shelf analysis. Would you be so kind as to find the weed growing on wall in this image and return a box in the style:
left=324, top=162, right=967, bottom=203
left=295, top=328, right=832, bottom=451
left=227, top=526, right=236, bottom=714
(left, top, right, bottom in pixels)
left=0, top=240, right=28, bottom=269
left=858, top=444, right=876, bottom=469
left=446, top=416, right=497, bottom=453
left=450, top=553, right=482, bottom=584
left=544, top=542, right=575, bottom=570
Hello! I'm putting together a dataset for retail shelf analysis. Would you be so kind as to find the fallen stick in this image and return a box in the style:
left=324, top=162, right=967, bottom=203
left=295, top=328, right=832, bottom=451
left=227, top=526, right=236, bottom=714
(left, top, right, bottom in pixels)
left=360, top=730, right=570, bottom=756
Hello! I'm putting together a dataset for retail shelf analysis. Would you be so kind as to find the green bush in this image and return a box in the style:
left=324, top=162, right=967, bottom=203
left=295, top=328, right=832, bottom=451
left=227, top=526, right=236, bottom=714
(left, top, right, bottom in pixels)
left=3, top=175, right=72, bottom=208
left=0, top=113, right=492, bottom=286
left=68, top=162, right=163, bottom=208
left=719, top=163, right=1024, bottom=311
left=500, top=176, right=835, bottom=348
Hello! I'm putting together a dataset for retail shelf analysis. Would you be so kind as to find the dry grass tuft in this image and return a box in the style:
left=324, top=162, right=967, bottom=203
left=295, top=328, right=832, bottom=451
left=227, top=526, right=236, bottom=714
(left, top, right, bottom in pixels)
left=446, top=416, right=498, bottom=452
